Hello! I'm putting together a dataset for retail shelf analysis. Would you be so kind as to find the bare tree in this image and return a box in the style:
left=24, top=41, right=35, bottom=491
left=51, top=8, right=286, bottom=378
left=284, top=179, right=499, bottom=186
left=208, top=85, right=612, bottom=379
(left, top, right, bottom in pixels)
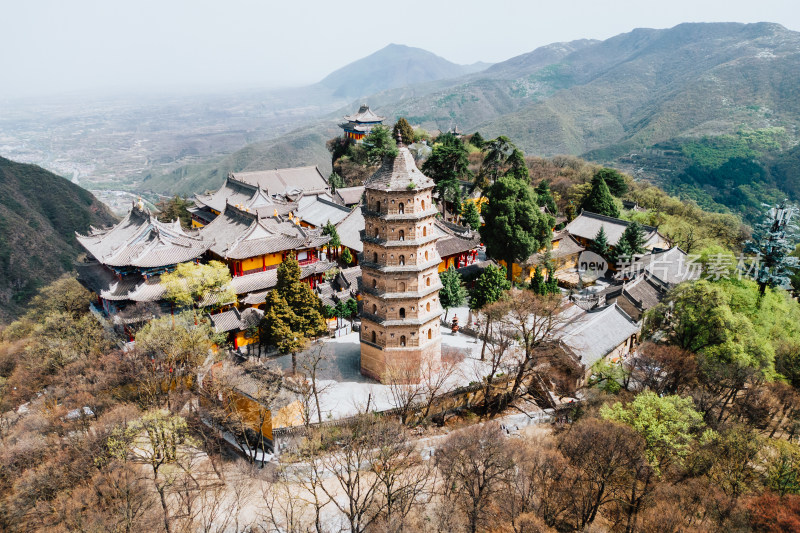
left=435, top=422, right=515, bottom=533
left=419, top=355, right=460, bottom=420
left=318, top=415, right=388, bottom=533
left=494, top=290, right=567, bottom=403
left=383, top=360, right=425, bottom=425
left=371, top=420, right=434, bottom=529
left=297, top=343, right=334, bottom=425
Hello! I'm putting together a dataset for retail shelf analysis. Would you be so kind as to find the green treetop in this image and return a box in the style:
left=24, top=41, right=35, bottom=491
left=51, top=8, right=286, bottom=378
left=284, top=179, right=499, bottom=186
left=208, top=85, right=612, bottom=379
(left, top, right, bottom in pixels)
left=469, top=264, right=511, bottom=310
left=421, top=133, right=471, bottom=218
left=328, top=172, right=346, bottom=192
left=161, top=261, right=235, bottom=309
left=505, top=148, right=529, bottom=181
left=594, top=167, right=628, bottom=197
left=591, top=226, right=610, bottom=256
left=581, top=173, right=620, bottom=218
left=470, top=131, right=485, bottom=149
left=275, top=254, right=327, bottom=340
left=530, top=266, right=546, bottom=295
left=480, top=176, right=555, bottom=281
left=341, top=247, right=353, bottom=265
left=534, top=179, right=558, bottom=215
left=364, top=125, right=398, bottom=164
left=461, top=200, right=481, bottom=231
left=615, top=221, right=647, bottom=262
left=439, top=267, right=467, bottom=320
left=477, top=136, right=516, bottom=187
left=392, top=117, right=415, bottom=145
left=260, top=290, right=306, bottom=358
left=601, top=391, right=705, bottom=474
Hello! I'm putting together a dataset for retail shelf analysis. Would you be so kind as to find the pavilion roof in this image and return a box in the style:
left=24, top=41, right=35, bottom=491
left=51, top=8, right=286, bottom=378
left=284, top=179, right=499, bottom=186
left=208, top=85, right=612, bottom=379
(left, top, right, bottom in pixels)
left=343, top=104, right=385, bottom=123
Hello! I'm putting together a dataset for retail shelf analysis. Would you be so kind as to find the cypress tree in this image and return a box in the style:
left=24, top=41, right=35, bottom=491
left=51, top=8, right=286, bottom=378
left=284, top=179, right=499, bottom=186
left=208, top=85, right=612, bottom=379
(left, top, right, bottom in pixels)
left=591, top=226, right=610, bottom=256
left=620, top=221, right=647, bottom=255
left=480, top=176, right=555, bottom=281
left=439, top=268, right=467, bottom=320
left=461, top=200, right=481, bottom=230
left=392, top=117, right=415, bottom=145
left=535, top=179, right=558, bottom=215
left=531, top=266, right=546, bottom=295
left=276, top=254, right=327, bottom=339
left=594, top=167, right=628, bottom=197
left=581, top=173, right=620, bottom=218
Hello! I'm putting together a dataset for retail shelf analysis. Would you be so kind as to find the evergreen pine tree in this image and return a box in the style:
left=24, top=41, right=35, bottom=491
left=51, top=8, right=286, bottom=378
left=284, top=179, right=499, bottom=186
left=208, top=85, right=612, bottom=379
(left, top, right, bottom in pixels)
left=259, top=291, right=305, bottom=355
left=470, top=131, right=485, bottom=149
left=341, top=247, right=353, bottom=265
left=439, top=268, right=467, bottom=320
left=614, top=237, right=634, bottom=264
left=364, top=125, right=398, bottom=164
left=469, top=264, right=511, bottom=310
left=322, top=221, right=341, bottom=260
left=546, top=274, right=559, bottom=294
left=392, top=118, right=415, bottom=145
left=461, top=201, right=481, bottom=230
left=530, top=266, right=546, bottom=295
left=276, top=254, right=327, bottom=339
left=505, top=148, right=529, bottom=181
left=534, top=179, right=558, bottom=215
left=480, top=176, right=555, bottom=281
left=591, top=226, right=610, bottom=257
left=594, top=168, right=628, bottom=197
left=328, top=172, right=346, bottom=192
left=581, top=174, right=620, bottom=218
left=620, top=221, right=647, bottom=255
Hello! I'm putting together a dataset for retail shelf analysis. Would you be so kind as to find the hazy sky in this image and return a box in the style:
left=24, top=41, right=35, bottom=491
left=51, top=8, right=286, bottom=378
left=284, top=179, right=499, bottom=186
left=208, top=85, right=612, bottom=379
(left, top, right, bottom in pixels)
left=2, top=0, right=798, bottom=99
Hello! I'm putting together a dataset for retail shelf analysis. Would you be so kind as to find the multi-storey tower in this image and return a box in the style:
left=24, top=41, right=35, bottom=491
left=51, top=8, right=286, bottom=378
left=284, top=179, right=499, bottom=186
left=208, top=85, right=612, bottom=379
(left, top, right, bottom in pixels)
left=359, top=142, right=443, bottom=382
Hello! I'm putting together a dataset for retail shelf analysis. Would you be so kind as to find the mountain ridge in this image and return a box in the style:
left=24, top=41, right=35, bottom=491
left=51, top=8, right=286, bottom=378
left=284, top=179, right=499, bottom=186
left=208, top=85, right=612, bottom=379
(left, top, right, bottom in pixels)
left=0, top=157, right=117, bottom=321
left=145, top=22, right=800, bottom=216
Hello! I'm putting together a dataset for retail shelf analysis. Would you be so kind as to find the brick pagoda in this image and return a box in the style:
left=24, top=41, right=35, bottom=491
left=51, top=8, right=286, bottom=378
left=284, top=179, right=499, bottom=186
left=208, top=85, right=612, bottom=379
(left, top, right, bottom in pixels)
left=359, top=141, right=443, bottom=382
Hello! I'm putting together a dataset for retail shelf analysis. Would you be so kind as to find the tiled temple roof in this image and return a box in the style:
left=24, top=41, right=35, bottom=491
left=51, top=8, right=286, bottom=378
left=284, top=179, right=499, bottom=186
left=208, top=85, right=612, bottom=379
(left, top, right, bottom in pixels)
left=200, top=203, right=329, bottom=260
left=343, top=104, right=385, bottom=123
left=76, top=203, right=209, bottom=269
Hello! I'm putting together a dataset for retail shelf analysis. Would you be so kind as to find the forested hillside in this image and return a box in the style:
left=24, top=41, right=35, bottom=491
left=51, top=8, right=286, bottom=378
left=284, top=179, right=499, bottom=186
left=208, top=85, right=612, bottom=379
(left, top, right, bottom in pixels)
left=0, top=157, right=117, bottom=321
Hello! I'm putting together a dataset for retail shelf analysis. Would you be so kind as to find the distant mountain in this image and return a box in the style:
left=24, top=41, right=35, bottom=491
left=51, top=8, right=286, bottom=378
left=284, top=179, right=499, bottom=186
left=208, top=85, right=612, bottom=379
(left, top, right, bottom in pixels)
left=0, top=157, right=117, bottom=321
left=317, top=44, right=490, bottom=100
left=148, top=22, right=800, bottom=218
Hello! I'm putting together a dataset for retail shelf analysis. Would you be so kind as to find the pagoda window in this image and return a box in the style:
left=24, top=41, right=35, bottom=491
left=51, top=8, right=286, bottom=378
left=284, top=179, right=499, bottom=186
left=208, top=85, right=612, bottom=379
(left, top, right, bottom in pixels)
left=398, top=202, right=405, bottom=214
left=399, top=308, right=406, bottom=318
left=400, top=335, right=406, bottom=347
left=421, top=200, right=426, bottom=210
left=425, top=251, right=429, bottom=261
left=372, top=304, right=377, bottom=314
left=375, top=228, right=380, bottom=238
left=399, top=281, right=406, bottom=291
left=376, top=201, right=381, bottom=213
left=423, top=226, right=427, bottom=237
left=426, top=302, right=431, bottom=312
left=428, top=329, right=432, bottom=340
left=372, top=331, right=377, bottom=343
left=372, top=279, right=378, bottom=288
left=399, top=255, right=405, bottom=265
left=399, top=230, right=405, bottom=241
left=373, top=252, right=378, bottom=263
left=426, top=277, right=431, bottom=287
